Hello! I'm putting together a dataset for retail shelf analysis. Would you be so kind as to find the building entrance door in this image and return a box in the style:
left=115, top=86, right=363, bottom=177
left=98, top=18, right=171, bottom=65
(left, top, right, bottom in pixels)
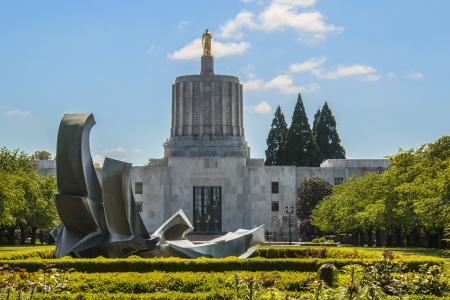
left=193, top=186, right=222, bottom=233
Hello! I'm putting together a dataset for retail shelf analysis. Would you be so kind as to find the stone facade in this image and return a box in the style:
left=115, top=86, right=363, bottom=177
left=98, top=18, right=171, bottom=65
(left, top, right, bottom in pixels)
left=38, top=54, right=391, bottom=241
left=165, top=55, right=249, bottom=158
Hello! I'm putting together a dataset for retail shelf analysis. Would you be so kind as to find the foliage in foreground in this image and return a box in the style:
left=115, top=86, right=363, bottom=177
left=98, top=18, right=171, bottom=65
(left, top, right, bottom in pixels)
left=0, top=255, right=443, bottom=273
left=0, top=250, right=448, bottom=299
left=0, top=147, right=58, bottom=245
left=312, top=136, right=450, bottom=248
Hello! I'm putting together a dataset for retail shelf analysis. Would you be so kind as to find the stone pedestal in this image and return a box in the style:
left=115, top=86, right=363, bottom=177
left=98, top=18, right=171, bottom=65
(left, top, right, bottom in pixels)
left=201, top=55, right=214, bottom=75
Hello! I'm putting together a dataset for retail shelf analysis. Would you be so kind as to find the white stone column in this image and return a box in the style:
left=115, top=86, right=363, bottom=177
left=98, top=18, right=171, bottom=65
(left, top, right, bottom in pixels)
left=211, top=81, right=216, bottom=135
left=171, top=84, right=175, bottom=136
left=177, top=81, right=184, bottom=136
left=240, top=84, right=244, bottom=136
left=221, top=81, right=227, bottom=135
left=231, top=82, right=236, bottom=136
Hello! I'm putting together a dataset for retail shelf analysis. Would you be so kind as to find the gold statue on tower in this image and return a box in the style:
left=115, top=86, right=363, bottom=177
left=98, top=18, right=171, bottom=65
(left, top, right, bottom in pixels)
left=202, top=29, right=212, bottom=56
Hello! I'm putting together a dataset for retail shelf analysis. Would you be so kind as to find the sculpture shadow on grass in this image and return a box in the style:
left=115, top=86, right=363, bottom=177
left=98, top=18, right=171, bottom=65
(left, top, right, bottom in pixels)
left=51, top=113, right=264, bottom=258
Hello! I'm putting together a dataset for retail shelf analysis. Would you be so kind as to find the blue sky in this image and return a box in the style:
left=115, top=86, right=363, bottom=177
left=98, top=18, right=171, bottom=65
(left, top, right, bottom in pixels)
left=1, top=0, right=449, bottom=165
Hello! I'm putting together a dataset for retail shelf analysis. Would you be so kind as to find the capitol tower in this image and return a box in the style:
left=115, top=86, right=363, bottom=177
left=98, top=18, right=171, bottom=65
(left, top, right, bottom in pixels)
left=164, top=31, right=249, bottom=158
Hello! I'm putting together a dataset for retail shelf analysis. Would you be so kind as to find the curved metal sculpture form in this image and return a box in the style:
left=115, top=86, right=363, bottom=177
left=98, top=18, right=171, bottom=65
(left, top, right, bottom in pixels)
left=53, top=113, right=108, bottom=257
left=168, top=225, right=265, bottom=258
left=102, top=157, right=149, bottom=239
left=52, top=112, right=264, bottom=258
left=152, top=209, right=193, bottom=243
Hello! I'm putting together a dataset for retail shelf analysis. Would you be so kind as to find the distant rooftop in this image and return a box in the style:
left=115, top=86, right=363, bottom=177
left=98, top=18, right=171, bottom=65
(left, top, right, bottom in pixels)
left=320, top=159, right=390, bottom=169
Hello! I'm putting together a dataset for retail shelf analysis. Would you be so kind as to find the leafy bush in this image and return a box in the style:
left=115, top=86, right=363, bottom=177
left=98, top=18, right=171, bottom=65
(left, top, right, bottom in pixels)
left=0, top=247, right=54, bottom=260
left=311, top=237, right=334, bottom=244
left=317, top=263, right=338, bottom=287
left=252, top=247, right=389, bottom=259
left=0, top=256, right=443, bottom=273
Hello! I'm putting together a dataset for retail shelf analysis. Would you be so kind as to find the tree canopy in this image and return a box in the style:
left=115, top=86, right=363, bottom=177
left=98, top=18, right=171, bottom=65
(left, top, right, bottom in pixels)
left=265, top=106, right=288, bottom=166
left=312, top=136, right=450, bottom=247
left=296, top=176, right=333, bottom=220
left=314, top=102, right=346, bottom=161
left=32, top=150, right=52, bottom=160
left=283, top=94, right=320, bottom=166
left=0, top=148, right=58, bottom=244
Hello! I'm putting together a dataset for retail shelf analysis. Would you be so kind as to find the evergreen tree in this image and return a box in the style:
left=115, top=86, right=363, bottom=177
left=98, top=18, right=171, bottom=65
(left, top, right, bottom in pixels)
left=312, top=108, right=321, bottom=138
left=265, top=106, right=288, bottom=165
left=315, top=102, right=346, bottom=161
left=283, top=94, right=320, bottom=166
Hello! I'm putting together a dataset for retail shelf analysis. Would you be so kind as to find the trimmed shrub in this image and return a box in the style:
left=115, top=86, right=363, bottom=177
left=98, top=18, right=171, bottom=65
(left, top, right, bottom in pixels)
left=0, top=256, right=444, bottom=273
left=0, top=247, right=54, bottom=260
left=318, top=263, right=338, bottom=287
left=252, top=247, right=388, bottom=259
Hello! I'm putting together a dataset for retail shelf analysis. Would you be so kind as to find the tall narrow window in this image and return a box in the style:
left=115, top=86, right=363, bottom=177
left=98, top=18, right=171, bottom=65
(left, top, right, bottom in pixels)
left=136, top=202, right=143, bottom=212
left=193, top=186, right=222, bottom=233
left=334, top=177, right=344, bottom=185
left=271, top=182, right=279, bottom=194
left=135, top=182, right=143, bottom=194
left=271, top=201, right=279, bottom=212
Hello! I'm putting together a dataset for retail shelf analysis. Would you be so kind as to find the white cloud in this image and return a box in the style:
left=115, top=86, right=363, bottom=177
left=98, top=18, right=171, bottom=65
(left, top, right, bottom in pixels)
left=289, top=57, right=326, bottom=73
left=177, top=20, right=190, bottom=30
left=147, top=45, right=157, bottom=56
left=217, top=11, right=257, bottom=39
left=258, top=1, right=341, bottom=42
left=168, top=38, right=250, bottom=60
left=244, top=74, right=319, bottom=94
left=365, top=74, right=381, bottom=81
left=4, top=109, right=32, bottom=117
left=92, top=155, right=105, bottom=167
left=289, top=57, right=380, bottom=81
left=245, top=101, right=272, bottom=114
left=102, top=146, right=128, bottom=154
left=274, top=0, right=316, bottom=7
left=408, top=71, right=424, bottom=80
left=243, top=79, right=265, bottom=90
left=387, top=72, right=396, bottom=79
left=265, top=75, right=299, bottom=93
left=169, top=0, right=339, bottom=58
left=312, top=64, right=379, bottom=80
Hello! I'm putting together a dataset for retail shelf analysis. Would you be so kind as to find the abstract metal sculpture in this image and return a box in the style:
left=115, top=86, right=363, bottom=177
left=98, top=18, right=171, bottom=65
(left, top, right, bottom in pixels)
left=52, top=113, right=264, bottom=258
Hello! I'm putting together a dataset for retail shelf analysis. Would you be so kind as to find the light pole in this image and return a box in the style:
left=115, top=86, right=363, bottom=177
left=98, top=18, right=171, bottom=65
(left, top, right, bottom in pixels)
left=285, top=206, right=294, bottom=245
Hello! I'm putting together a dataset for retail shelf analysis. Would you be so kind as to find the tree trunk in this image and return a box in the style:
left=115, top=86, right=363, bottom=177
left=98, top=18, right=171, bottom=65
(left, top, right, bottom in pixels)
left=352, top=231, right=358, bottom=245
left=30, top=227, right=37, bottom=245
left=437, top=228, right=444, bottom=249
left=395, top=227, right=402, bottom=247
left=367, top=229, right=373, bottom=247
left=358, top=230, right=365, bottom=246
left=386, top=229, right=392, bottom=247
left=375, top=229, right=382, bottom=247
left=19, top=225, right=27, bottom=245
left=7, top=227, right=16, bottom=245
left=407, top=228, right=419, bottom=247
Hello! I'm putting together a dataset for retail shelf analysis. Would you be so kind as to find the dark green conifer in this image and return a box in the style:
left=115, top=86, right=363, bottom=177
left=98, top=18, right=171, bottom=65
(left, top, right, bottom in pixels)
left=312, top=108, right=321, bottom=138
left=283, top=94, right=320, bottom=166
left=265, top=106, right=288, bottom=165
left=315, top=102, right=346, bottom=161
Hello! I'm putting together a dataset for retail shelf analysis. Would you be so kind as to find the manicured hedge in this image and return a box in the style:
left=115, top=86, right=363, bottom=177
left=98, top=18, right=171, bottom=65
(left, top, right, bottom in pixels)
left=0, top=247, right=54, bottom=260
left=59, top=271, right=315, bottom=294
left=34, top=291, right=234, bottom=300
left=31, top=292, right=450, bottom=300
left=0, top=256, right=443, bottom=273
left=251, top=247, right=384, bottom=259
